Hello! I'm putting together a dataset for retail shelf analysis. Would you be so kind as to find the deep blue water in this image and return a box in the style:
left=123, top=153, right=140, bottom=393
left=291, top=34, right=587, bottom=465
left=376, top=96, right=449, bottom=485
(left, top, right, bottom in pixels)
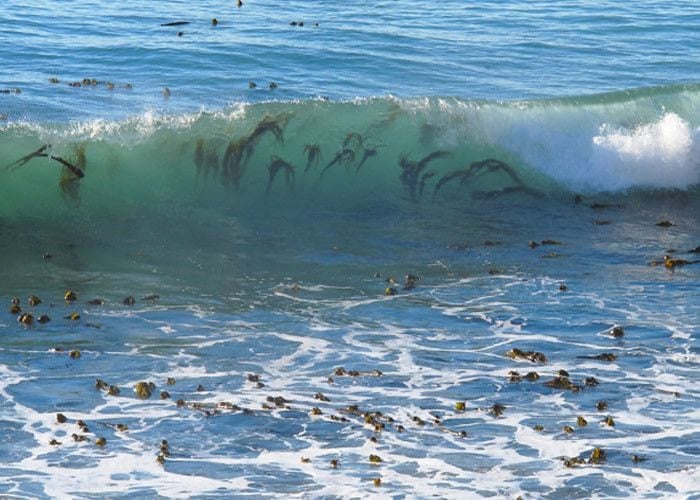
left=2, top=0, right=700, bottom=121
left=0, top=1, right=699, bottom=498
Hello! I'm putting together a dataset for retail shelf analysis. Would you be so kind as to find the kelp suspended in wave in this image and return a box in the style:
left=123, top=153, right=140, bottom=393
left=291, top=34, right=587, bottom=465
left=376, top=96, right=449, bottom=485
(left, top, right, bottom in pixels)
left=1, top=89, right=698, bottom=219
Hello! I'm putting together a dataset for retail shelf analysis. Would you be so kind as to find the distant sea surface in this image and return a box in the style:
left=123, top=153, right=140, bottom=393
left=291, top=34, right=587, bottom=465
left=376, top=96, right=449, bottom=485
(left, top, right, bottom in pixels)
left=2, top=0, right=700, bottom=120
left=1, top=1, right=698, bottom=498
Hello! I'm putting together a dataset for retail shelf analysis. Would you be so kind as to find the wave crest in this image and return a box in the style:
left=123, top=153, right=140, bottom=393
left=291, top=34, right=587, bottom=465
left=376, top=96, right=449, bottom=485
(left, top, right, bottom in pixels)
left=590, top=113, right=698, bottom=190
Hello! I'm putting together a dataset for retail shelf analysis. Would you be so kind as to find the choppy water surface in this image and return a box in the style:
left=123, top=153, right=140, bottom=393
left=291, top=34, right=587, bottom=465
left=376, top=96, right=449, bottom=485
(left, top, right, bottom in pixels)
left=1, top=191, right=699, bottom=497
left=1, top=0, right=699, bottom=498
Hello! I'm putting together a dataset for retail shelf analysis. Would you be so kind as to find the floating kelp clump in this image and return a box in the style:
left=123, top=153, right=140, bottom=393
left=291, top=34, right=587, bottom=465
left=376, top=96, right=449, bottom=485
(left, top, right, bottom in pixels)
left=545, top=376, right=581, bottom=391
left=505, top=348, right=547, bottom=363
left=562, top=447, right=606, bottom=467
left=332, top=367, right=383, bottom=377
left=134, top=381, right=155, bottom=398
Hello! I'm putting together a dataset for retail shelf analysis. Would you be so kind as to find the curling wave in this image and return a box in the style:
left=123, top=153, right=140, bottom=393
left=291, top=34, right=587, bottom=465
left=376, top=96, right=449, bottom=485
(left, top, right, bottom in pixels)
left=1, top=85, right=699, bottom=220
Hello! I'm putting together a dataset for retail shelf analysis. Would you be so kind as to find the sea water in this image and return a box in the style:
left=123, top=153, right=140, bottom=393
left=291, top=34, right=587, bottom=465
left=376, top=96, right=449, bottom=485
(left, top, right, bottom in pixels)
left=0, top=1, right=698, bottom=498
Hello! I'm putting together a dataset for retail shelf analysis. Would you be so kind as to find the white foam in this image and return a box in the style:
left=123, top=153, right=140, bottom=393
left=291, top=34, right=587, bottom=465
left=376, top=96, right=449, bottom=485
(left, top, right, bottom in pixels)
left=508, top=112, right=700, bottom=191
left=402, top=94, right=700, bottom=192
left=590, top=113, right=698, bottom=189
left=2, top=104, right=248, bottom=145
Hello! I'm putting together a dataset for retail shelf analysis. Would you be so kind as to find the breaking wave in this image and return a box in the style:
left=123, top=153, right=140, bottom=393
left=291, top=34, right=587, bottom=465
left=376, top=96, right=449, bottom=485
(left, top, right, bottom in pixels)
left=1, top=84, right=699, bottom=221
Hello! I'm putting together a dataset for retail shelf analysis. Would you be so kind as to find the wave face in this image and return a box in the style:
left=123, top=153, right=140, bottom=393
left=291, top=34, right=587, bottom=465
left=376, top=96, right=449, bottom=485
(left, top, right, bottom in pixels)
left=1, top=85, right=699, bottom=223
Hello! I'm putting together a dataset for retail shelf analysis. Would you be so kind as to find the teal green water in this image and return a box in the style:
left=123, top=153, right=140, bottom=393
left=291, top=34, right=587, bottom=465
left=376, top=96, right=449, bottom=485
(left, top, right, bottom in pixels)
left=0, top=1, right=699, bottom=498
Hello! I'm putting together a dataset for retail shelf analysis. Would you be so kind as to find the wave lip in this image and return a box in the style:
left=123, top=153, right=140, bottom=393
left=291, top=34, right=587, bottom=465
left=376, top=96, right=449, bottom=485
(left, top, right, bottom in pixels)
left=515, top=111, right=700, bottom=192
left=589, top=113, right=698, bottom=191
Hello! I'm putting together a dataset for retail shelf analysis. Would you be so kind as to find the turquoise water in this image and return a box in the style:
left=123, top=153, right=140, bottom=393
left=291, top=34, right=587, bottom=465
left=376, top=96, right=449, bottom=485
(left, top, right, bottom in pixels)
left=1, top=1, right=699, bottom=498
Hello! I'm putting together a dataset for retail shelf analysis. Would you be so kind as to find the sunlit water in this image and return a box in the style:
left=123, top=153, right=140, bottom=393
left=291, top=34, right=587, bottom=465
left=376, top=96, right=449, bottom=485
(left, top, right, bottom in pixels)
left=0, top=0, right=699, bottom=498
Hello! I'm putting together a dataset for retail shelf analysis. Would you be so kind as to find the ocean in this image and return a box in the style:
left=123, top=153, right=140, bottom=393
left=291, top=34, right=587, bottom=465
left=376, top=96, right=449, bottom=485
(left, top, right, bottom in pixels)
left=1, top=0, right=699, bottom=497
